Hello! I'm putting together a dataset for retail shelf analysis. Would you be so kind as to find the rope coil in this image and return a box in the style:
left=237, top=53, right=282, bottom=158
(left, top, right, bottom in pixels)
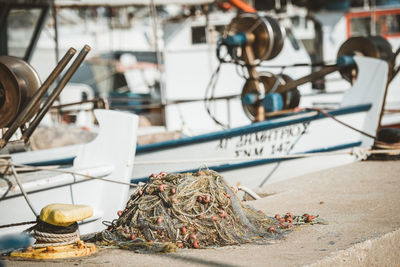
left=29, top=219, right=81, bottom=248
left=33, top=229, right=80, bottom=248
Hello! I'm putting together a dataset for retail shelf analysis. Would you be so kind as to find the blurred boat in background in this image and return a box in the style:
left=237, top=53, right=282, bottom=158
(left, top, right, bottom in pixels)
left=2, top=0, right=400, bottom=189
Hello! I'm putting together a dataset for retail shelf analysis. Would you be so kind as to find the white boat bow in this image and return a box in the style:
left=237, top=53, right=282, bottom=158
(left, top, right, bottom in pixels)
left=1, top=109, right=138, bottom=235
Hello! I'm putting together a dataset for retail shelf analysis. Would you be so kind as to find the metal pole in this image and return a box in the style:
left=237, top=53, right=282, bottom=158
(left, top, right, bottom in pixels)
left=0, top=48, right=76, bottom=149
left=205, top=7, right=214, bottom=75
left=371, top=0, right=376, bottom=35
left=24, top=5, right=50, bottom=62
left=276, top=65, right=340, bottom=94
left=52, top=2, right=60, bottom=65
left=149, top=0, right=167, bottom=125
left=377, top=80, right=390, bottom=131
left=227, top=99, right=232, bottom=129
left=0, top=5, right=10, bottom=56
left=243, top=43, right=264, bottom=122
left=22, top=45, right=91, bottom=143
left=363, top=0, right=369, bottom=9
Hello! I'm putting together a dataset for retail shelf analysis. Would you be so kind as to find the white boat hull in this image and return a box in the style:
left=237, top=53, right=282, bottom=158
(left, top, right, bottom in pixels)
left=1, top=110, right=138, bottom=235
left=133, top=109, right=366, bottom=188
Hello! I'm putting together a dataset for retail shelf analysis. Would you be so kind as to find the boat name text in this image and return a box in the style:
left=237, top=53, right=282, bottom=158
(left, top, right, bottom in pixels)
left=216, top=123, right=309, bottom=157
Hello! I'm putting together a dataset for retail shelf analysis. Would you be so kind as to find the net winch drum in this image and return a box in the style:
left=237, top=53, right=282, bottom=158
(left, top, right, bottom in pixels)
left=220, top=13, right=287, bottom=121
left=241, top=72, right=300, bottom=120
left=223, top=13, right=285, bottom=64
left=0, top=56, right=41, bottom=128
left=337, top=36, right=394, bottom=83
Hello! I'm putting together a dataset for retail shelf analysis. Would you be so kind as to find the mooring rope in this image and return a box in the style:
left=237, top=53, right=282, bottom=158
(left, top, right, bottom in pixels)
left=0, top=217, right=82, bottom=247
left=29, top=219, right=81, bottom=248
left=0, top=220, right=37, bottom=229
left=304, top=107, right=377, bottom=140
left=10, top=164, right=38, bottom=216
left=304, top=107, right=400, bottom=148
left=33, top=229, right=80, bottom=248
left=0, top=162, right=138, bottom=187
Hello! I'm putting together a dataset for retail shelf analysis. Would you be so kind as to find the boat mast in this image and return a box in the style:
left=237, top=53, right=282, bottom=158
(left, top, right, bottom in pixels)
left=51, top=1, right=60, bottom=76
left=149, top=0, right=166, bottom=125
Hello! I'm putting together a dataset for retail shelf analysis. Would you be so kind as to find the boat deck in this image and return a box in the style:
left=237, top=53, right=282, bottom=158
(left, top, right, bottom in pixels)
left=2, top=160, right=400, bottom=266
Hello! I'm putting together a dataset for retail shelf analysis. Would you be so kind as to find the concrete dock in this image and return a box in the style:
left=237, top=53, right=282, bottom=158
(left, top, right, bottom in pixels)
left=2, top=160, right=400, bottom=266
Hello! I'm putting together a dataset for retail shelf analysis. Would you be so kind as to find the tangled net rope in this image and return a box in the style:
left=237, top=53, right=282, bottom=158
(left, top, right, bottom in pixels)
left=97, top=170, right=304, bottom=253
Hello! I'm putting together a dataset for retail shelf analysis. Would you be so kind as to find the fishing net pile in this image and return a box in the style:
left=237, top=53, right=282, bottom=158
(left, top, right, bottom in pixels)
left=97, top=170, right=319, bottom=253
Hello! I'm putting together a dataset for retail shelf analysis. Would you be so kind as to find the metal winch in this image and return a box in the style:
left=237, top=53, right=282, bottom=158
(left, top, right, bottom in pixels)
left=218, top=13, right=285, bottom=65
left=337, top=35, right=395, bottom=83
left=0, top=56, right=41, bottom=128
left=217, top=13, right=397, bottom=122
left=217, top=13, right=289, bottom=121
left=0, top=45, right=91, bottom=151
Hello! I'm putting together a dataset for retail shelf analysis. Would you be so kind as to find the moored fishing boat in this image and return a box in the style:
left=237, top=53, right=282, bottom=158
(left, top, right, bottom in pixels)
left=132, top=55, right=388, bottom=187
left=13, top=55, right=389, bottom=189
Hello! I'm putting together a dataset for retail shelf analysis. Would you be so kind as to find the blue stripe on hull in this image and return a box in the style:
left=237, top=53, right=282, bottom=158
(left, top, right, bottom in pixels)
left=136, top=104, right=371, bottom=154
left=131, top=141, right=362, bottom=183
left=25, top=157, right=76, bottom=167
